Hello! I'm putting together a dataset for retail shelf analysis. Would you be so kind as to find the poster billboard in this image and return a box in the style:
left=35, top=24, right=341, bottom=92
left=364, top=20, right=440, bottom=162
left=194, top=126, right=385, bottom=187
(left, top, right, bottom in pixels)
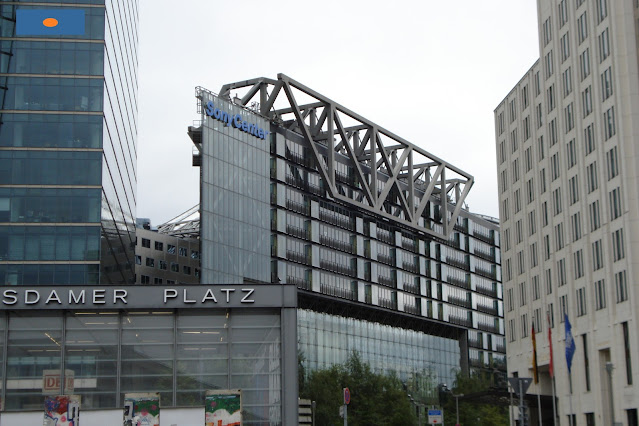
left=205, top=390, right=242, bottom=426
left=123, top=393, right=160, bottom=426
left=43, top=395, right=80, bottom=426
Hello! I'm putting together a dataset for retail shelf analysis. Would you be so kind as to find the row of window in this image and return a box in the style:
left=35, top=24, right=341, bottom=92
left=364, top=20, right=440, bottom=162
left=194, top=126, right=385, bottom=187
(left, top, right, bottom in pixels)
left=135, top=256, right=199, bottom=276
left=138, top=237, right=199, bottom=258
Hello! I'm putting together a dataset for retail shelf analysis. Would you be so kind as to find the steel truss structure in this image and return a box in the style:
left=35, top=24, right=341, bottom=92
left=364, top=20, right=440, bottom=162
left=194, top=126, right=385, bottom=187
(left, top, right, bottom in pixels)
left=157, top=204, right=200, bottom=239
left=211, top=74, right=473, bottom=239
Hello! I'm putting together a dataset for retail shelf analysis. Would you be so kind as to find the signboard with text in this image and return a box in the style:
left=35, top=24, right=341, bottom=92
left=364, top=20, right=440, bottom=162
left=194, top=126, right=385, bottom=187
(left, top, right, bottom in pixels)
left=428, top=409, right=443, bottom=424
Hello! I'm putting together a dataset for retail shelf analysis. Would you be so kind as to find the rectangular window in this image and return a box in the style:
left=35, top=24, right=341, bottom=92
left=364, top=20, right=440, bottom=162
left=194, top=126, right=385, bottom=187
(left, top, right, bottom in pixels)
left=154, top=241, right=163, bottom=251
left=535, top=71, right=541, bottom=96
left=599, top=28, right=610, bottom=62
left=533, top=308, right=543, bottom=333
left=546, top=50, right=555, bottom=78
left=516, top=219, right=523, bottom=244
left=609, top=187, right=622, bottom=220
left=498, top=112, right=505, bottom=135
left=502, top=198, right=510, bottom=222
left=571, top=211, right=582, bottom=242
left=580, top=49, right=591, bottom=81
left=183, top=265, right=191, bottom=275
left=179, top=247, right=188, bottom=257
left=569, top=175, right=579, bottom=205
left=167, top=244, right=176, bottom=254
left=548, top=302, right=555, bottom=327
left=544, top=234, right=551, bottom=260
left=592, top=239, right=604, bottom=271
left=543, top=18, right=552, bottom=46
left=518, top=250, right=525, bottom=275
left=557, top=258, right=567, bottom=286
left=564, top=102, right=574, bottom=132
left=616, top=270, right=628, bottom=302
left=547, top=84, right=556, bottom=112
left=584, top=123, right=595, bottom=154
left=567, top=139, right=577, bottom=169
left=527, top=178, right=535, bottom=204
left=159, top=260, right=167, bottom=270
left=586, top=162, right=598, bottom=193
left=597, top=0, right=607, bottom=22
left=561, top=31, right=571, bottom=62
left=499, top=140, right=506, bottom=164
left=524, top=116, right=531, bottom=141
left=507, top=288, right=514, bottom=312
left=512, top=158, right=520, bottom=183
left=504, top=228, right=511, bottom=252
left=601, top=67, right=613, bottom=100
left=522, top=85, right=529, bottom=109
left=515, top=189, right=522, bottom=213
left=606, top=146, right=619, bottom=179
left=540, top=169, right=547, bottom=193
left=525, top=147, right=533, bottom=172
left=511, top=129, right=518, bottom=152
left=576, top=287, right=587, bottom=316
left=528, top=210, right=537, bottom=235
left=536, top=104, right=543, bottom=128
left=532, top=275, right=540, bottom=300
left=142, top=238, right=150, bottom=248
left=559, top=0, right=568, bottom=27
left=545, top=268, right=553, bottom=295
left=508, top=319, right=516, bottom=342
left=154, top=277, right=162, bottom=285
left=560, top=295, right=568, bottom=321
left=574, top=250, right=584, bottom=279
left=510, top=99, right=517, bottom=123
left=604, top=107, right=616, bottom=140
left=519, top=282, right=527, bottom=306
left=623, top=322, right=633, bottom=384
left=538, top=136, right=545, bottom=160
left=578, top=11, right=588, bottom=44
left=542, top=201, right=549, bottom=227
left=171, top=262, right=179, bottom=272
left=140, top=275, right=150, bottom=284
left=521, top=314, right=529, bottom=338
left=145, top=257, right=154, bottom=268
left=551, top=152, right=561, bottom=181
left=612, top=228, right=625, bottom=261
left=550, top=119, right=558, bottom=146
left=594, top=279, right=606, bottom=310
left=553, top=188, right=563, bottom=216
left=583, top=334, right=591, bottom=391
left=530, top=243, right=538, bottom=268
left=589, top=200, right=601, bottom=231
left=582, top=86, right=593, bottom=117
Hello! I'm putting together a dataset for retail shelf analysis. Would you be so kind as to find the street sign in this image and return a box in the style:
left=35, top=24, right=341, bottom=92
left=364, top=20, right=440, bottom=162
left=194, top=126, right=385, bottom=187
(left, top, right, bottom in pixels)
left=343, top=387, right=350, bottom=405
left=428, top=409, right=443, bottom=424
left=508, top=377, right=533, bottom=396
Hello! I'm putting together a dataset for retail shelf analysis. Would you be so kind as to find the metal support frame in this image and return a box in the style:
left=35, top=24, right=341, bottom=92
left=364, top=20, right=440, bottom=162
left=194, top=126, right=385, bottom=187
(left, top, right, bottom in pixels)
left=216, top=74, right=473, bottom=239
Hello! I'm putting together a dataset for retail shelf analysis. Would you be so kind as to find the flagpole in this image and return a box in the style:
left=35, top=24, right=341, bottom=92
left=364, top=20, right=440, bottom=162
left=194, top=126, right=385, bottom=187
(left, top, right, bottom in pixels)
left=568, top=371, right=574, bottom=426
left=547, top=310, right=557, bottom=426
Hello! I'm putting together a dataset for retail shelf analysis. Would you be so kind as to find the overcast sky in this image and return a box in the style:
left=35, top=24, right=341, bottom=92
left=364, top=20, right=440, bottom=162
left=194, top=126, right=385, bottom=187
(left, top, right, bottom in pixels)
left=137, top=0, right=540, bottom=225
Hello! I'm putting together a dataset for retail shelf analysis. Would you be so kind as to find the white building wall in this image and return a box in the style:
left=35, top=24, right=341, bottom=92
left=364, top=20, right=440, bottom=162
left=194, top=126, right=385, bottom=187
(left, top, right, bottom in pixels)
left=496, top=0, right=639, bottom=424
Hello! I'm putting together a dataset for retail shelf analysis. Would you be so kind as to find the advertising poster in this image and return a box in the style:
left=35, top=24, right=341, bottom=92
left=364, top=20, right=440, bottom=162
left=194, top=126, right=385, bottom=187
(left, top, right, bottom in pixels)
left=123, top=393, right=160, bottom=426
left=43, top=395, right=80, bottom=426
left=205, top=390, right=242, bottom=426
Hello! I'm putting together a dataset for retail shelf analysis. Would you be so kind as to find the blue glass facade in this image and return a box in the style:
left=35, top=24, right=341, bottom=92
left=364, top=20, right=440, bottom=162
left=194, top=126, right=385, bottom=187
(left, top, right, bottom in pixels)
left=0, top=0, right=138, bottom=284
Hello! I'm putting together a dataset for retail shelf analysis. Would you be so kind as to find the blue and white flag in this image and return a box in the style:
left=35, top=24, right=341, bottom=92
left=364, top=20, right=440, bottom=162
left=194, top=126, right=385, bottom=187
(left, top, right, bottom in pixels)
left=565, top=314, right=576, bottom=372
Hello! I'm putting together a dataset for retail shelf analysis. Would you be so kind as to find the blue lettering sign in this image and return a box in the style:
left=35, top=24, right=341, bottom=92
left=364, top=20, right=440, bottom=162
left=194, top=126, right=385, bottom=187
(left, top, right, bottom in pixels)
left=204, top=101, right=270, bottom=140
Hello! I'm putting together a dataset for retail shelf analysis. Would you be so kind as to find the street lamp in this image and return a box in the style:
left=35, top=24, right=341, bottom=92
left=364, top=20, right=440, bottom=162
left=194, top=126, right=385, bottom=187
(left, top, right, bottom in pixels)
left=452, top=393, right=464, bottom=426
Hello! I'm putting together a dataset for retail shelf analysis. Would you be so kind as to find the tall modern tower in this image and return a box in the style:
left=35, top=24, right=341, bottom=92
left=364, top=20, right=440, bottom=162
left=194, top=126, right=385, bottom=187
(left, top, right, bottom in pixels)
left=0, top=0, right=138, bottom=285
left=496, top=0, right=639, bottom=424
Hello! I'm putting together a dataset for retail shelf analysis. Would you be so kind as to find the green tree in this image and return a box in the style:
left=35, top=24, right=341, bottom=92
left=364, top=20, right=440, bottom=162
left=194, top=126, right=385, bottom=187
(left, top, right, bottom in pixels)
left=442, top=370, right=509, bottom=426
left=301, top=352, right=417, bottom=426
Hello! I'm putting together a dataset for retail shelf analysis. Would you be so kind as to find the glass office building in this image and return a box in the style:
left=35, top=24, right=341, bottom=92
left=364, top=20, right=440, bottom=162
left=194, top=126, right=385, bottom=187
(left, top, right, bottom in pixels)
left=0, top=0, right=137, bottom=285
left=191, top=77, right=506, bottom=412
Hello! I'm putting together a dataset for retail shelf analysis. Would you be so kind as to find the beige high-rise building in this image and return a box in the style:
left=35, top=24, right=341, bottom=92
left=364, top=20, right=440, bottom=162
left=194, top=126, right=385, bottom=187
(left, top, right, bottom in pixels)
left=495, top=1, right=639, bottom=425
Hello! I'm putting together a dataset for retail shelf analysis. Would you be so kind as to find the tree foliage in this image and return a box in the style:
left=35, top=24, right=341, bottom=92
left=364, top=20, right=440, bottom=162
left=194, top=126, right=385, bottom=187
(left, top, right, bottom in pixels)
left=441, top=370, right=509, bottom=426
left=301, top=352, right=417, bottom=426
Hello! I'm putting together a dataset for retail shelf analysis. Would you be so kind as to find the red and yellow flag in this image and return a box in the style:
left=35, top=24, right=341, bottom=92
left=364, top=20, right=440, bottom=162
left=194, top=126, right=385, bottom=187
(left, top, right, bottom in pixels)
left=547, top=311, right=554, bottom=378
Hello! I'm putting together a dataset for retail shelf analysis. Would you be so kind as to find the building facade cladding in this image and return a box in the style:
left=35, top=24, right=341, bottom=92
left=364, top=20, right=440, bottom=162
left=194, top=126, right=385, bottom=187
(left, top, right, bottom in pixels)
left=197, top=90, right=505, bottom=395
left=0, top=308, right=285, bottom=422
left=134, top=227, right=200, bottom=285
left=495, top=0, right=639, bottom=423
left=0, top=0, right=137, bottom=285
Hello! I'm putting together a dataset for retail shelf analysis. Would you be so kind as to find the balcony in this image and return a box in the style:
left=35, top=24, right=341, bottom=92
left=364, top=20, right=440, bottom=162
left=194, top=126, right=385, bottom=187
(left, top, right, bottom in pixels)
left=319, top=210, right=354, bottom=230
left=319, top=234, right=354, bottom=254
left=477, top=322, right=500, bottom=334
left=474, top=266, right=497, bottom=280
left=286, top=250, right=310, bottom=266
left=446, top=256, right=469, bottom=271
left=286, top=199, right=309, bottom=216
left=475, top=286, right=498, bottom=298
left=447, top=296, right=472, bottom=309
left=378, top=275, right=397, bottom=288
left=378, top=297, right=397, bottom=310
left=287, top=224, right=310, bottom=241
left=287, top=275, right=311, bottom=291
left=473, top=230, right=495, bottom=245
left=474, top=248, right=496, bottom=263
left=320, top=283, right=357, bottom=301
left=402, top=262, right=420, bottom=274
left=320, top=260, right=356, bottom=278
left=404, top=303, right=421, bottom=316
left=476, top=304, right=499, bottom=316
left=447, top=276, right=471, bottom=290
left=403, top=282, right=420, bottom=295
left=377, top=253, right=395, bottom=266
left=449, top=315, right=473, bottom=328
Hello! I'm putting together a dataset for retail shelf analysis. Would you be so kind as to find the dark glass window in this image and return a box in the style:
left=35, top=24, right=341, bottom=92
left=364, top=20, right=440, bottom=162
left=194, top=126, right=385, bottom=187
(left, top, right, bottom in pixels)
left=0, top=114, right=103, bottom=148
left=0, top=77, right=104, bottom=112
left=0, top=150, right=101, bottom=185
left=0, top=187, right=101, bottom=223
left=0, top=41, right=104, bottom=75
left=0, top=226, right=100, bottom=262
